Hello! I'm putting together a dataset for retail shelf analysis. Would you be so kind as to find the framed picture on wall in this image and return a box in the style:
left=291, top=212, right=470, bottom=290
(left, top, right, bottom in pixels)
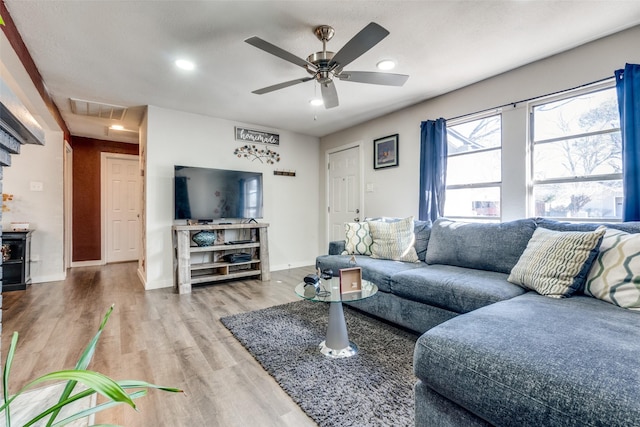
left=373, top=134, right=399, bottom=169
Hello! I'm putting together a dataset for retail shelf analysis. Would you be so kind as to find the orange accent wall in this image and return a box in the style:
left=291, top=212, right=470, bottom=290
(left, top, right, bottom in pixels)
left=70, top=136, right=138, bottom=262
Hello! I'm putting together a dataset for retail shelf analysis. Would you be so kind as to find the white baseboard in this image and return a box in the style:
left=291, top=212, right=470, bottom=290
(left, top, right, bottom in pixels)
left=31, top=272, right=67, bottom=284
left=71, top=260, right=105, bottom=267
left=142, top=273, right=173, bottom=290
left=270, top=261, right=315, bottom=272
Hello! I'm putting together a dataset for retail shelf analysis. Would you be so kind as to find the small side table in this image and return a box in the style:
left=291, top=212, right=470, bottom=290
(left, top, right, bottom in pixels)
left=295, top=277, right=378, bottom=358
left=2, top=230, right=33, bottom=292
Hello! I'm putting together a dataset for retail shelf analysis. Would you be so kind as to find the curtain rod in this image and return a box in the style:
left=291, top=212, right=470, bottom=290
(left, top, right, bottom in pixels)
left=444, top=75, right=615, bottom=123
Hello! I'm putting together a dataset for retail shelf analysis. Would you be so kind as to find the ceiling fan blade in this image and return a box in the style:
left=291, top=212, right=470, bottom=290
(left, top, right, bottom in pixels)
left=252, top=77, right=314, bottom=95
left=336, top=71, right=409, bottom=86
left=245, top=36, right=315, bottom=69
left=321, top=80, right=339, bottom=109
left=329, top=22, right=389, bottom=71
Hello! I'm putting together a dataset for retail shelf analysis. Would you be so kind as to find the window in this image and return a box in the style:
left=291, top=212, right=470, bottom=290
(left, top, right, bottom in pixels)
left=241, top=177, right=261, bottom=219
left=530, top=84, right=622, bottom=221
left=444, top=114, right=502, bottom=221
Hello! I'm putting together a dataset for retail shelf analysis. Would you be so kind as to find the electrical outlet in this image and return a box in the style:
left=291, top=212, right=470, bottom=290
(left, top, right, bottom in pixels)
left=30, top=181, right=44, bottom=191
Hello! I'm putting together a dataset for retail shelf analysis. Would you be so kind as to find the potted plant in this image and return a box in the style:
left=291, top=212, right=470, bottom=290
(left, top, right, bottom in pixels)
left=1, top=305, right=182, bottom=426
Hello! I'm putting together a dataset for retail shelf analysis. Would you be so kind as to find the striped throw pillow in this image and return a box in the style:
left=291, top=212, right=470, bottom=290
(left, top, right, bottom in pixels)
left=508, top=226, right=606, bottom=298
left=585, top=229, right=640, bottom=310
left=342, top=222, right=373, bottom=256
left=367, top=216, right=419, bottom=262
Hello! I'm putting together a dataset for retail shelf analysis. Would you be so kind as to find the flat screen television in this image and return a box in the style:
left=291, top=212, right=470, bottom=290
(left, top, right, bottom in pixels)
left=174, top=165, right=263, bottom=221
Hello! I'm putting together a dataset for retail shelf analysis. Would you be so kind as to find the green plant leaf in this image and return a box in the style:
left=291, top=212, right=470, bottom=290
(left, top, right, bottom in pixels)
left=0, top=15, right=5, bottom=26
left=2, top=332, right=19, bottom=426
left=21, top=370, right=135, bottom=409
left=50, top=390, right=147, bottom=427
left=46, top=305, right=114, bottom=427
left=117, top=380, right=183, bottom=394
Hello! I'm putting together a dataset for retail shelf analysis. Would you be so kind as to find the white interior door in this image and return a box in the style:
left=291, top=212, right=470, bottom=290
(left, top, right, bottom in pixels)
left=105, top=155, right=140, bottom=263
left=328, top=146, right=361, bottom=242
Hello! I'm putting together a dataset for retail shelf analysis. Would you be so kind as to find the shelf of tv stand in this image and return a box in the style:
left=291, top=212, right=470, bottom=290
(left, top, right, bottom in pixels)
left=189, top=242, right=260, bottom=253
left=172, top=223, right=269, bottom=294
left=190, top=259, right=262, bottom=284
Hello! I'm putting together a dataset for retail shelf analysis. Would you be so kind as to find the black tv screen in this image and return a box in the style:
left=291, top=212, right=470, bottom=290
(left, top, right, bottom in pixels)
left=174, top=165, right=263, bottom=220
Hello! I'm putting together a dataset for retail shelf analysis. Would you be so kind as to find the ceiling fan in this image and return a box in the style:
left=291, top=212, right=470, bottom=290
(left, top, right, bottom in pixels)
left=245, top=22, right=409, bottom=109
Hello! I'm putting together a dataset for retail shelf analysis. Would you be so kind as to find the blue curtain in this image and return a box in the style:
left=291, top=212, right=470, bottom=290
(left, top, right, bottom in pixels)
left=419, top=118, right=448, bottom=222
left=615, top=63, right=640, bottom=221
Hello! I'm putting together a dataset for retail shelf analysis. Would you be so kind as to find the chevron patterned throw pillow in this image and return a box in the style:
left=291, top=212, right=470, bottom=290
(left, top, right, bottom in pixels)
left=585, top=228, right=640, bottom=310
left=508, top=226, right=606, bottom=298
left=342, top=222, right=373, bottom=256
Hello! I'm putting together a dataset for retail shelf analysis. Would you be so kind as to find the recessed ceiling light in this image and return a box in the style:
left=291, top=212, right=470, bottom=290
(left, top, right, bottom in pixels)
left=376, top=59, right=396, bottom=71
left=175, top=59, right=195, bottom=71
left=110, top=124, right=124, bottom=130
left=309, top=98, right=324, bottom=107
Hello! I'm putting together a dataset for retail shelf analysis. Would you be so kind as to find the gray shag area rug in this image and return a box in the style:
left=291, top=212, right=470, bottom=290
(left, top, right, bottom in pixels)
left=220, top=301, right=418, bottom=427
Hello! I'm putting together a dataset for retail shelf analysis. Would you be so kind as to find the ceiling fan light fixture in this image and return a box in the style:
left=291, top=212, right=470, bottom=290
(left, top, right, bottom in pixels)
left=309, top=98, right=324, bottom=107
left=376, top=59, right=396, bottom=71
left=175, top=59, right=195, bottom=71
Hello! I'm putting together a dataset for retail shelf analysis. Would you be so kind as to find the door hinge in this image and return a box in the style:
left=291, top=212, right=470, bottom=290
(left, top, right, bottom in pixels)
left=328, top=206, right=330, bottom=213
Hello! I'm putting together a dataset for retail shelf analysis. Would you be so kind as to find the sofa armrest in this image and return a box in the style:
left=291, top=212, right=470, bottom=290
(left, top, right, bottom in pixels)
left=328, top=240, right=345, bottom=255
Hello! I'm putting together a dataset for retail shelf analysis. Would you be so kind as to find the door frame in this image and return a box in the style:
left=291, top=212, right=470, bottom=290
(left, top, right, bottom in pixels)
left=100, top=152, right=140, bottom=264
left=325, top=141, right=365, bottom=245
left=63, top=140, right=73, bottom=270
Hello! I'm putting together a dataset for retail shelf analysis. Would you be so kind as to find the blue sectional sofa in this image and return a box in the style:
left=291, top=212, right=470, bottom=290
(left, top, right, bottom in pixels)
left=315, top=217, right=640, bottom=427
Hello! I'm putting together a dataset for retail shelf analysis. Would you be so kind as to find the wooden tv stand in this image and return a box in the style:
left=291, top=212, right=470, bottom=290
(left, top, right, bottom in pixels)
left=172, top=223, right=269, bottom=294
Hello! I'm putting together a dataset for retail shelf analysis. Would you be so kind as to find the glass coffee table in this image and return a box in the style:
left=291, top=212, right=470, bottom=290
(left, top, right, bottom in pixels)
left=295, top=277, right=378, bottom=358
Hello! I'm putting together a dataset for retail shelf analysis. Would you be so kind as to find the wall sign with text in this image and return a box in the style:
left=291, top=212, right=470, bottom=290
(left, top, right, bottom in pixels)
left=234, top=127, right=280, bottom=146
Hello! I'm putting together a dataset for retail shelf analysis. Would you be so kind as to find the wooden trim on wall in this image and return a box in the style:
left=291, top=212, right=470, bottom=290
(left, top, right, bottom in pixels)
left=0, top=1, right=70, bottom=140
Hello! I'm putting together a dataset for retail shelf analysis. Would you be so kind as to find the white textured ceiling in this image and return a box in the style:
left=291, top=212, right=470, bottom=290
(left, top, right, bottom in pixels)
left=5, top=1, right=640, bottom=143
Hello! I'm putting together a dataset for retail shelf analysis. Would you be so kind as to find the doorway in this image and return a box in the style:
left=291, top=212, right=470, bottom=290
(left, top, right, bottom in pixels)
left=101, top=153, right=140, bottom=263
left=327, top=144, right=363, bottom=242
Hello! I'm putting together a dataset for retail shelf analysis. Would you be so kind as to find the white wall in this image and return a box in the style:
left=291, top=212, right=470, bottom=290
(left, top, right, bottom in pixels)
left=143, top=106, right=320, bottom=290
left=319, top=24, right=640, bottom=250
left=2, top=131, right=65, bottom=283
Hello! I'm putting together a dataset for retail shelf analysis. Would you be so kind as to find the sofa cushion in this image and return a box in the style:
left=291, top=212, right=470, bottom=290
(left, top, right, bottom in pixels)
left=341, top=222, right=373, bottom=256
left=390, top=265, right=526, bottom=314
left=508, top=226, right=606, bottom=298
left=414, top=293, right=640, bottom=427
left=425, top=218, right=537, bottom=274
left=368, top=216, right=419, bottom=262
left=586, top=228, right=640, bottom=310
left=536, top=217, right=640, bottom=234
left=315, top=254, right=425, bottom=293
left=413, top=220, right=432, bottom=262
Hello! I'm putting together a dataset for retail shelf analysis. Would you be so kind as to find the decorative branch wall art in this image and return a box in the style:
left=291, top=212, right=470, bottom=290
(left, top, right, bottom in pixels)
left=234, top=144, right=281, bottom=164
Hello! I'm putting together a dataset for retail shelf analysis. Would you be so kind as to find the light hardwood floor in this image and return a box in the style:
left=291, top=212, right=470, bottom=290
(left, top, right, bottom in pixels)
left=1, top=262, right=318, bottom=426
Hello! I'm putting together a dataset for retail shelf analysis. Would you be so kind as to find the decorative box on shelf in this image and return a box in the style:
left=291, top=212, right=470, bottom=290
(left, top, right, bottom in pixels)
left=11, top=222, right=30, bottom=231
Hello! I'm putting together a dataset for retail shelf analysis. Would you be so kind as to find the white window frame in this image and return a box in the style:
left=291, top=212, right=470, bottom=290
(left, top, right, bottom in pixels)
left=528, top=80, right=622, bottom=222
left=445, top=111, right=503, bottom=221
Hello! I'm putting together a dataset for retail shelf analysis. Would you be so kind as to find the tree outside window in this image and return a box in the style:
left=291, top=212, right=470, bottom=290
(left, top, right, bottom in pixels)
left=531, top=85, right=622, bottom=220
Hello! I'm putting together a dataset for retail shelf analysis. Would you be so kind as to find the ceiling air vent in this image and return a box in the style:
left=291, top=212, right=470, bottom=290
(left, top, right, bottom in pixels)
left=69, top=98, right=127, bottom=120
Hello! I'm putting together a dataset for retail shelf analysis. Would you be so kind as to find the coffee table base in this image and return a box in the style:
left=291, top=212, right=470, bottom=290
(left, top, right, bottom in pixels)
left=319, top=340, right=358, bottom=358
left=320, top=301, right=359, bottom=358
